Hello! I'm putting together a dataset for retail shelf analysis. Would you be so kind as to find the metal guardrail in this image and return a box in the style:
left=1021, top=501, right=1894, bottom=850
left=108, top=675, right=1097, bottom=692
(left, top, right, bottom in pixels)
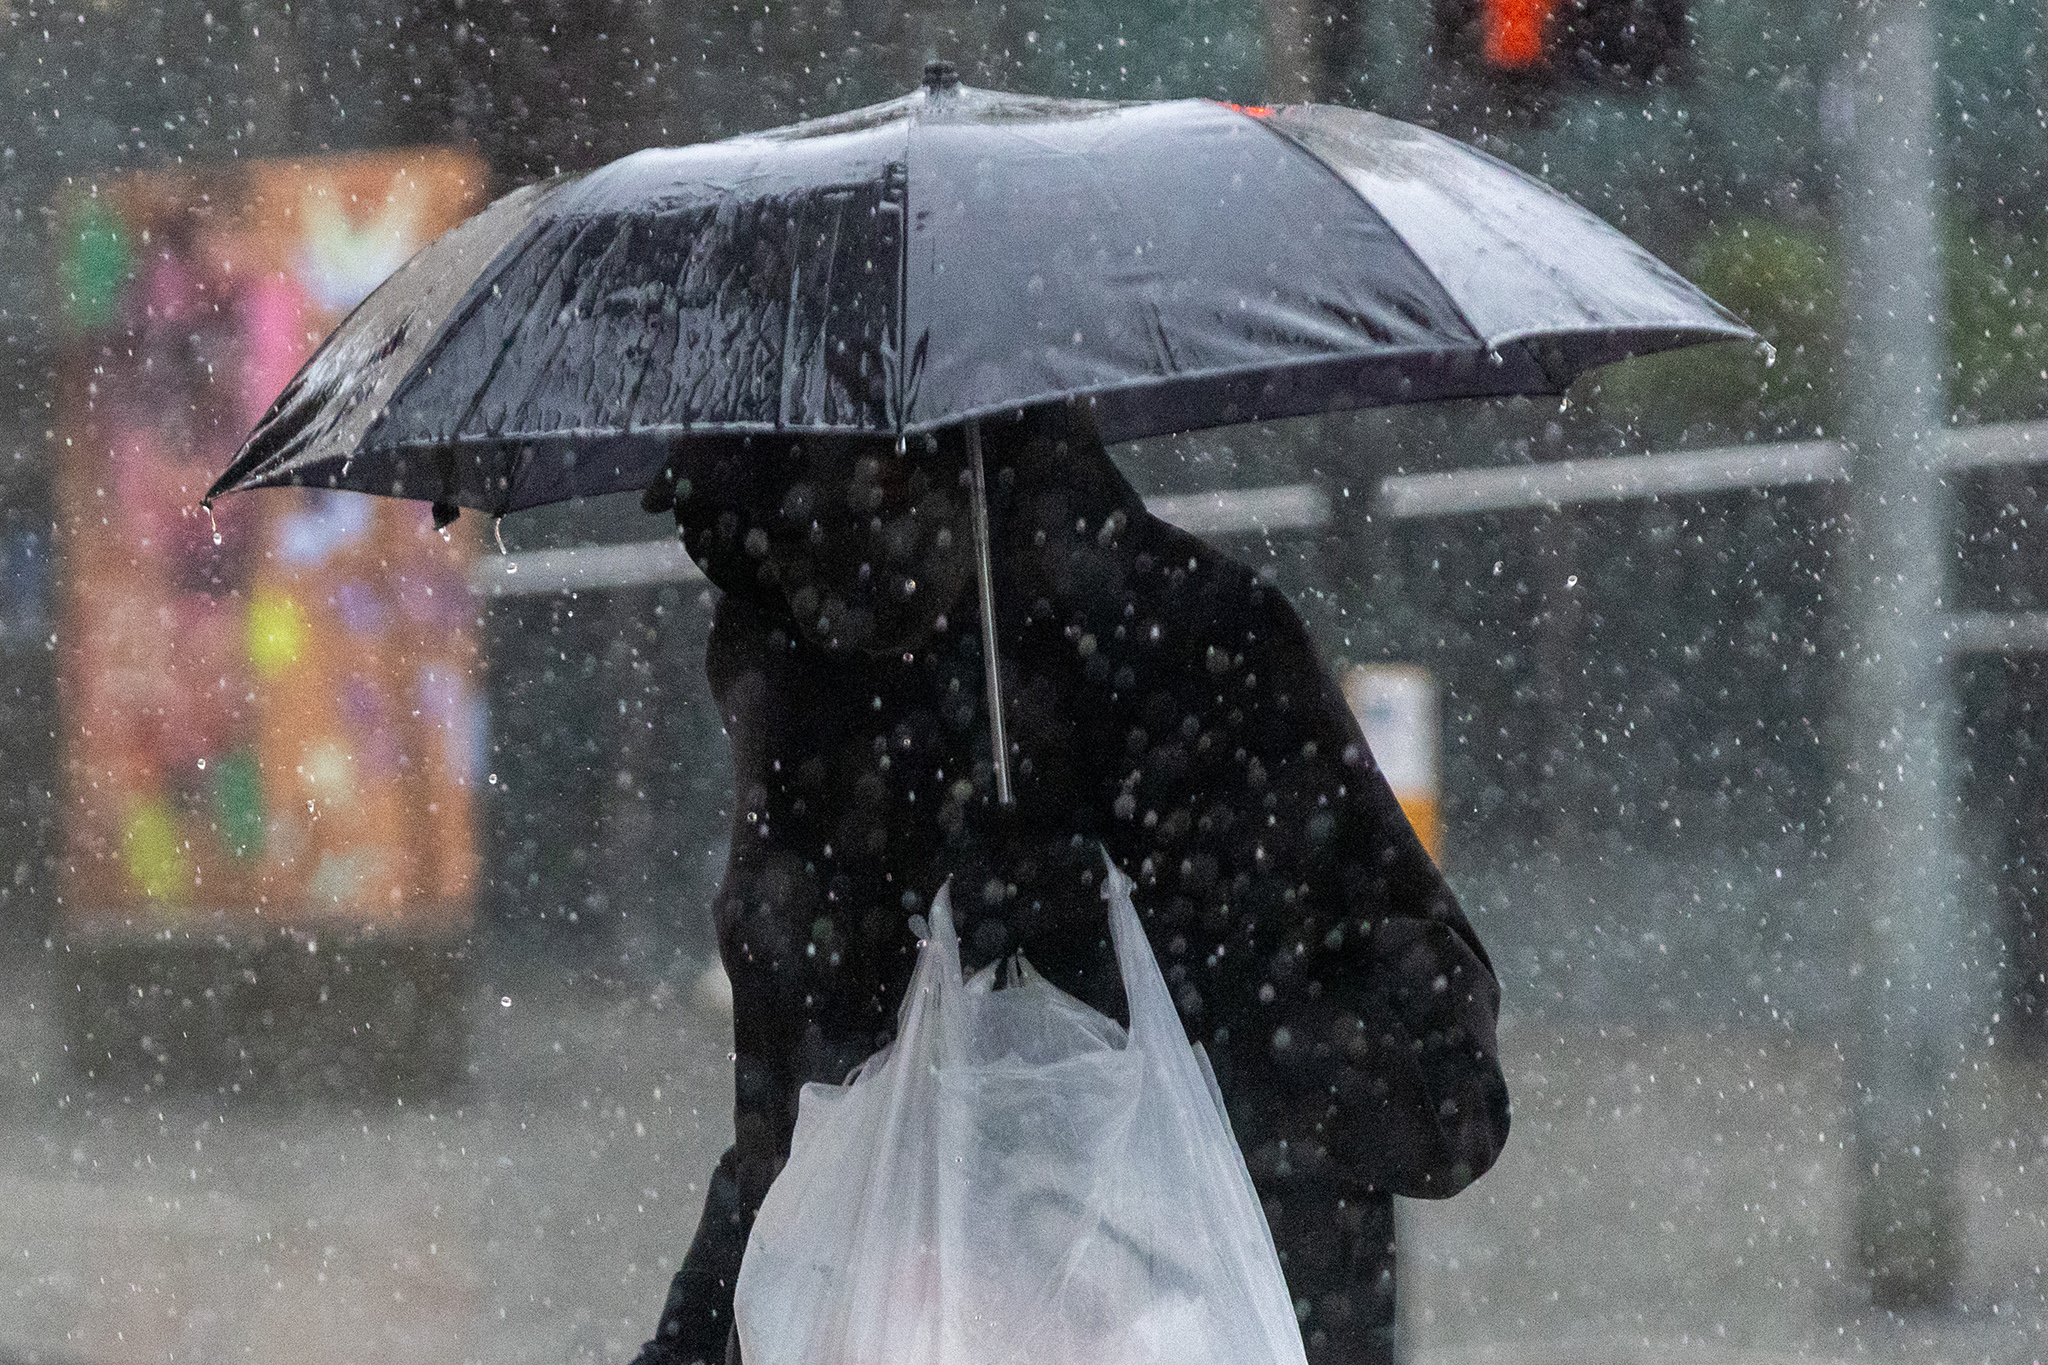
left=1374, top=419, right=2048, bottom=653
left=470, top=536, right=702, bottom=597
left=471, top=421, right=2048, bottom=650
left=1377, top=440, right=1847, bottom=519
left=1942, top=612, right=2048, bottom=654
left=1378, top=418, right=2048, bottom=519
left=1142, top=483, right=1331, bottom=536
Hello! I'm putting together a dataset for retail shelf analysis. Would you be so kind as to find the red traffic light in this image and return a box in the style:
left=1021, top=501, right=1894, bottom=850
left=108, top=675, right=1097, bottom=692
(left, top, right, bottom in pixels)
left=1483, top=0, right=1558, bottom=71
left=1437, top=0, right=1688, bottom=85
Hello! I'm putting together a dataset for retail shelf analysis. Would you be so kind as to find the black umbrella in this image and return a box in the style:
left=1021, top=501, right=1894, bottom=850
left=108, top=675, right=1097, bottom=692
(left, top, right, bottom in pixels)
left=207, top=61, right=1755, bottom=801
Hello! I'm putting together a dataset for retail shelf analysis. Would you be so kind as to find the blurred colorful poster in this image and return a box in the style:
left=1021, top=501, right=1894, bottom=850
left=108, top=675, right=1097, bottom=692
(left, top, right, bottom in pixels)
left=54, top=150, right=488, bottom=936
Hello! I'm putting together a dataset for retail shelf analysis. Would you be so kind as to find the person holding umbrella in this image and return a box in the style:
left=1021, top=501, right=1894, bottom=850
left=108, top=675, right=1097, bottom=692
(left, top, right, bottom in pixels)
left=207, top=61, right=1753, bottom=1365
left=632, top=402, right=1507, bottom=1364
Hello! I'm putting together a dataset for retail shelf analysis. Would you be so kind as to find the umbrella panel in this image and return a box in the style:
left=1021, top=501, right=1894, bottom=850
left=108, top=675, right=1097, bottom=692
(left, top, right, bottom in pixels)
left=210, top=86, right=1753, bottom=520
left=906, top=96, right=1483, bottom=441
left=223, top=177, right=568, bottom=510
left=1267, top=105, right=1750, bottom=363
left=380, top=133, right=912, bottom=468
left=204, top=80, right=1757, bottom=809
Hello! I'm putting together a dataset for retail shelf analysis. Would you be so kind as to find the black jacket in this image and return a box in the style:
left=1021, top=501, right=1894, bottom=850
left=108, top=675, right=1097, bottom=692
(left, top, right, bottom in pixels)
left=637, top=411, right=1508, bottom=1365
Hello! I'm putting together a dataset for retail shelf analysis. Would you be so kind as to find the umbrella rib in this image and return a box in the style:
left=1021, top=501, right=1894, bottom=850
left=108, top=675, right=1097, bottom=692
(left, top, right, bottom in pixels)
left=215, top=179, right=564, bottom=503
left=615, top=217, right=687, bottom=442
left=374, top=181, right=571, bottom=457
left=965, top=417, right=1012, bottom=806
left=450, top=219, right=617, bottom=501
left=811, top=198, right=846, bottom=422
left=894, top=107, right=914, bottom=433
left=777, top=261, right=803, bottom=429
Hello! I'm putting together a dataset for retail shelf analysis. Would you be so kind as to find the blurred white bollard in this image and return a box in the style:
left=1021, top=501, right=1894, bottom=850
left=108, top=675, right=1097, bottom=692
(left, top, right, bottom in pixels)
left=695, top=960, right=734, bottom=1018
left=1344, top=665, right=1442, bottom=863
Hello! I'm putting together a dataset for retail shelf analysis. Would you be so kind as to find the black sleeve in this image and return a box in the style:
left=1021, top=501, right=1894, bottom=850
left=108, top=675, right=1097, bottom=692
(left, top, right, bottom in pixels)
left=1252, top=606, right=1507, bottom=1198
left=1108, top=540, right=1509, bottom=1200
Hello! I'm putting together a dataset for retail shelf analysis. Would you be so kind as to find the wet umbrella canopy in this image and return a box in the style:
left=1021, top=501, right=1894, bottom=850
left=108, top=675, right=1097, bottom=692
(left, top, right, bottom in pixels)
left=206, top=61, right=1754, bottom=804
left=205, top=62, right=1753, bottom=520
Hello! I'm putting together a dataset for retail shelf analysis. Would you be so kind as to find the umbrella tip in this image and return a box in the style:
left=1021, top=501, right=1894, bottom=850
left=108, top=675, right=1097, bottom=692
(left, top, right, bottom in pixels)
left=922, top=60, right=959, bottom=93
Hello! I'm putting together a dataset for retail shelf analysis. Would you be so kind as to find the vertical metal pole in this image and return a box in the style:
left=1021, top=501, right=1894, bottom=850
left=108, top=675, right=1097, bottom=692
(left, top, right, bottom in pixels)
left=241, top=1, right=300, bottom=156
left=1263, top=0, right=1362, bottom=104
left=965, top=418, right=1013, bottom=806
left=1837, top=0, right=1964, bottom=1309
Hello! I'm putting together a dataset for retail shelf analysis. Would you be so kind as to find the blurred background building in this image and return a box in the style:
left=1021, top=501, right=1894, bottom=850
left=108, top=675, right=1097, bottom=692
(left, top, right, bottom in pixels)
left=1, top=1, right=2044, bottom=1362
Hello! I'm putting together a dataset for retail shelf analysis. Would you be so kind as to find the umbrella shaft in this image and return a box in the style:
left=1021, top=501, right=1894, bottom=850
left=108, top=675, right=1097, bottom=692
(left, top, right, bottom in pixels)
left=966, top=419, right=1013, bottom=806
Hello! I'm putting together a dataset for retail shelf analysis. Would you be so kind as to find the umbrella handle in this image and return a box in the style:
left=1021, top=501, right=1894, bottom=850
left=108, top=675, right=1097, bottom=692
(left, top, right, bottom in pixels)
left=965, top=418, right=1014, bottom=806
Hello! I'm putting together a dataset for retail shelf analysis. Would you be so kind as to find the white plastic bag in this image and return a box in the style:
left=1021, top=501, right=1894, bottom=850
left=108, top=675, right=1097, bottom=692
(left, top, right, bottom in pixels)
left=734, top=856, right=1310, bottom=1365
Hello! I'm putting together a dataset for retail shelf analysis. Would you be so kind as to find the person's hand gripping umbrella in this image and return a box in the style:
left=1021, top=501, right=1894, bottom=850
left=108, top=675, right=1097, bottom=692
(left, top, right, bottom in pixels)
left=207, top=60, right=1754, bottom=804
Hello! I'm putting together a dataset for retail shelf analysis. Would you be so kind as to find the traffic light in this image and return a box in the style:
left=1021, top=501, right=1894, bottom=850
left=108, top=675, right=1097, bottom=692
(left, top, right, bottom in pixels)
left=1479, top=0, right=1552, bottom=71
left=1433, top=0, right=1689, bottom=86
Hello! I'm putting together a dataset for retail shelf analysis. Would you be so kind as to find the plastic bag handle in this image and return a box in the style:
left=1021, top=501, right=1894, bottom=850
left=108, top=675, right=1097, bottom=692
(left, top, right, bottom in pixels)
left=926, top=863, right=1174, bottom=1052
left=926, top=878, right=965, bottom=981
left=1099, top=849, right=1306, bottom=1364
left=923, top=880, right=976, bottom=1051
left=1098, top=851, right=1187, bottom=1051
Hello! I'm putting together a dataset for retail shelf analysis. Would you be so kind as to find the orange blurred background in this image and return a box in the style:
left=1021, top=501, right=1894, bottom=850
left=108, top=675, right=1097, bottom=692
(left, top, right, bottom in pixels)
left=55, top=150, right=487, bottom=939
